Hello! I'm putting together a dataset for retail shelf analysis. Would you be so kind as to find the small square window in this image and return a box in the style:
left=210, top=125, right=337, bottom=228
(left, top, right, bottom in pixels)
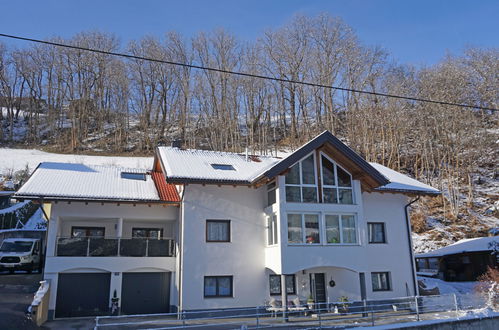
left=204, top=276, right=233, bottom=298
left=371, top=272, right=391, bottom=291
left=368, top=223, right=386, bottom=243
left=211, top=164, right=235, bottom=171
left=269, top=275, right=296, bottom=295
left=121, top=172, right=146, bottom=180
left=206, top=220, right=230, bottom=242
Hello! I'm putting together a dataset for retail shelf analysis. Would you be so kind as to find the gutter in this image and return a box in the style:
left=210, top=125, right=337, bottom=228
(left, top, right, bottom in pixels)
left=404, top=196, right=420, bottom=296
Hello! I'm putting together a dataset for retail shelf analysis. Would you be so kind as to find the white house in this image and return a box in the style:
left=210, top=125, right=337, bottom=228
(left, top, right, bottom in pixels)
left=15, top=131, right=440, bottom=319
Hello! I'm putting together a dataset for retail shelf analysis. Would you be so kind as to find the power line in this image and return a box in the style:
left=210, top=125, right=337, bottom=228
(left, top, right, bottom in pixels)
left=0, top=32, right=497, bottom=112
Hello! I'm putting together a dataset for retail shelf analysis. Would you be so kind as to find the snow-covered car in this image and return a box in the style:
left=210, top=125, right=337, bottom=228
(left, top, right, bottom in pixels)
left=0, top=238, right=41, bottom=273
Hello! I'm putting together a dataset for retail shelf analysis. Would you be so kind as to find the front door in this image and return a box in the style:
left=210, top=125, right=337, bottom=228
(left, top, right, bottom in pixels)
left=310, top=273, right=326, bottom=304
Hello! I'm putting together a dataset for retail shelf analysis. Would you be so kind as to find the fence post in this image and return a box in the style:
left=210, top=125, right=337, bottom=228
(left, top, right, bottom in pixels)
left=255, top=306, right=259, bottom=328
left=317, top=302, right=322, bottom=329
left=182, top=310, right=186, bottom=327
left=94, top=316, right=99, bottom=330
left=453, top=293, right=459, bottom=317
left=371, top=305, right=375, bottom=326
left=362, top=299, right=367, bottom=317
left=86, top=237, right=91, bottom=256
left=415, top=296, right=420, bottom=321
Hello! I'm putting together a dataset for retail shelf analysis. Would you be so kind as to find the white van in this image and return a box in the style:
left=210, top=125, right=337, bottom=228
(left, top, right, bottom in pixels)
left=0, top=238, right=41, bottom=273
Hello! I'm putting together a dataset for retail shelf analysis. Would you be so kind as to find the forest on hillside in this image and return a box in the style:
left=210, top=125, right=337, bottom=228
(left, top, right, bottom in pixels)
left=0, top=14, right=497, bottom=246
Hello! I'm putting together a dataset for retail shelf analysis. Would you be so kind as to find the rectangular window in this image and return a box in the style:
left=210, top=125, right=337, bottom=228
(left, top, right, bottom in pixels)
left=320, top=154, right=354, bottom=204
left=368, top=223, right=386, bottom=243
left=285, top=154, right=318, bottom=203
left=269, top=275, right=296, bottom=295
left=206, top=220, right=230, bottom=242
left=204, top=276, right=233, bottom=298
left=341, top=215, right=357, bottom=244
left=324, top=214, right=357, bottom=244
left=325, top=215, right=340, bottom=244
left=287, top=213, right=320, bottom=244
left=71, top=227, right=105, bottom=238
left=371, top=272, right=391, bottom=291
left=132, top=228, right=163, bottom=239
left=267, top=182, right=277, bottom=206
left=267, top=214, right=278, bottom=246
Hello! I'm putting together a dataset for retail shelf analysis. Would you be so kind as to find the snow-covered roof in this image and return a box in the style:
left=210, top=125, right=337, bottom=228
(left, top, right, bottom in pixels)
left=370, top=163, right=440, bottom=195
left=157, top=147, right=280, bottom=184
left=15, top=162, right=164, bottom=202
left=415, top=236, right=498, bottom=258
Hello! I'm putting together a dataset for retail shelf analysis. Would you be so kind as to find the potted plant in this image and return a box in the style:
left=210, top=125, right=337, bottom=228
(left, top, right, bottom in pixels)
left=339, top=296, right=349, bottom=314
left=307, top=294, right=315, bottom=310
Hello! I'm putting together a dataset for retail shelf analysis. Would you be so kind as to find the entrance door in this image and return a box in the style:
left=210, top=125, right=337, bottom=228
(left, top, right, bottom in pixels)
left=56, top=273, right=111, bottom=318
left=121, top=272, right=170, bottom=315
left=310, top=273, right=326, bottom=304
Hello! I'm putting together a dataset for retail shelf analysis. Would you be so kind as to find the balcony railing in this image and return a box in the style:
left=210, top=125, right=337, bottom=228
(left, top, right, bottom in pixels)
left=55, top=237, right=175, bottom=257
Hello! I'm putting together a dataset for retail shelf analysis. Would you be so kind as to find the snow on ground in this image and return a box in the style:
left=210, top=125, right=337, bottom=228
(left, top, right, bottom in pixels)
left=0, top=148, right=153, bottom=174
left=418, top=276, right=477, bottom=295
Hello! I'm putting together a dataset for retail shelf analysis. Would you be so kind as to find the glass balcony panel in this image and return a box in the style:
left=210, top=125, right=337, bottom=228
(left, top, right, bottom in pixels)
left=57, top=237, right=88, bottom=256
left=89, top=238, right=118, bottom=256
left=120, top=238, right=147, bottom=257
left=148, top=239, right=174, bottom=257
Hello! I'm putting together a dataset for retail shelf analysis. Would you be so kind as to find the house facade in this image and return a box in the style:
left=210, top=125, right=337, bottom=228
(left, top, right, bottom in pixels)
left=15, top=131, right=440, bottom=319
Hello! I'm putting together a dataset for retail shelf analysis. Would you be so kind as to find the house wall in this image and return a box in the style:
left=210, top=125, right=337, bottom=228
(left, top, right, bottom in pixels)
left=44, top=202, right=179, bottom=315
left=180, top=184, right=268, bottom=310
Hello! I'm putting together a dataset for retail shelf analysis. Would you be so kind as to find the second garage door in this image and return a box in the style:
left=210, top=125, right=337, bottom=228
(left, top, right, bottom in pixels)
left=121, top=272, right=170, bottom=315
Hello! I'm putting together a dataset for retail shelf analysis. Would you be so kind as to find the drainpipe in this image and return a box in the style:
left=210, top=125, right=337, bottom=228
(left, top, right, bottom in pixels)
left=38, top=197, right=49, bottom=280
left=177, top=186, right=186, bottom=318
left=404, top=196, right=420, bottom=297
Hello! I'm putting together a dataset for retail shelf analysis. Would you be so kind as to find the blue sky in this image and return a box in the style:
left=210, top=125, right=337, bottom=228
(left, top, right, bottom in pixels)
left=1, top=0, right=497, bottom=66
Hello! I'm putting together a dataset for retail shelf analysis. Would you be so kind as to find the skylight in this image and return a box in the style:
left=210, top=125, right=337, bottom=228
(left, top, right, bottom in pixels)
left=121, top=172, right=146, bottom=180
left=211, top=164, right=236, bottom=171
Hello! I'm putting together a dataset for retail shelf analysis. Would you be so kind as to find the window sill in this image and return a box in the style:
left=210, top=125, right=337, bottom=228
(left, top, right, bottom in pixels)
left=287, top=243, right=360, bottom=247
left=204, top=296, right=234, bottom=299
left=368, top=242, right=387, bottom=244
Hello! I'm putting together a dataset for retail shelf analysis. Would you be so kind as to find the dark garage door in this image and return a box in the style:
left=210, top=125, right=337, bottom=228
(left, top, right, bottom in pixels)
left=121, top=272, right=170, bottom=315
left=56, top=273, right=111, bottom=318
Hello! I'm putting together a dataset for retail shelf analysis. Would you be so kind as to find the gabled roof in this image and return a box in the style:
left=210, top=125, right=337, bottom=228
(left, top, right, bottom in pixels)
left=370, top=163, right=440, bottom=195
left=415, top=236, right=498, bottom=258
left=260, top=131, right=389, bottom=189
left=156, top=147, right=280, bottom=185
left=15, top=162, right=179, bottom=203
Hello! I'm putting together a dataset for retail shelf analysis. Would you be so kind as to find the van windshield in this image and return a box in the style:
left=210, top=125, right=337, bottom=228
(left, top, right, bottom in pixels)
left=0, top=241, right=33, bottom=253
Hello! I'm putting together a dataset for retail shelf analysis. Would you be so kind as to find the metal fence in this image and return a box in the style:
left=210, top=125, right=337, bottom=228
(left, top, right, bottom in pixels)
left=94, top=293, right=491, bottom=329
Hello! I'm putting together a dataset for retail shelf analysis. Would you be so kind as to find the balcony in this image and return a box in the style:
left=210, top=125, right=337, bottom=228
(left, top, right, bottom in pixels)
left=55, top=237, right=175, bottom=257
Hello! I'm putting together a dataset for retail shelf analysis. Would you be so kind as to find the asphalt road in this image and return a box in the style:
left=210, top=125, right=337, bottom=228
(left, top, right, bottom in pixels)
left=0, top=271, right=42, bottom=330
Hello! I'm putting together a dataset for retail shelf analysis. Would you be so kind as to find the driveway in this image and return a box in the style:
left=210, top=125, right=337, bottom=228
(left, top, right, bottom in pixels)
left=0, top=271, right=42, bottom=329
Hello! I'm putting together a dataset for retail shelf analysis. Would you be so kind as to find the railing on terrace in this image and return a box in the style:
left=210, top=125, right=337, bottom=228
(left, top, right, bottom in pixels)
left=56, top=237, right=175, bottom=257
left=94, top=293, right=493, bottom=329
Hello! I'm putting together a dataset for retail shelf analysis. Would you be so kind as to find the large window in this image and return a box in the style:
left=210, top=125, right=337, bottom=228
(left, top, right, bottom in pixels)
left=368, top=223, right=386, bottom=243
left=267, top=214, right=278, bottom=246
left=132, top=228, right=163, bottom=239
left=71, top=227, right=105, bottom=238
left=287, top=214, right=320, bottom=244
left=269, top=275, right=296, bottom=295
left=267, top=182, right=277, bottom=206
left=206, top=220, right=230, bottom=242
left=285, top=154, right=318, bottom=203
left=320, top=154, right=353, bottom=204
left=325, top=214, right=357, bottom=244
left=204, top=276, right=233, bottom=298
left=371, top=272, right=391, bottom=291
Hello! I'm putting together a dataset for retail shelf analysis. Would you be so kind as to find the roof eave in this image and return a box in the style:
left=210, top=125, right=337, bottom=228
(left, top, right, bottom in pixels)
left=13, top=194, right=179, bottom=205
left=165, top=177, right=253, bottom=186
left=374, top=188, right=441, bottom=196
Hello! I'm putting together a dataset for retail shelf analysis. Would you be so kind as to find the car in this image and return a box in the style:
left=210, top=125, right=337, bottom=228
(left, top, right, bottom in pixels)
left=0, top=238, right=42, bottom=273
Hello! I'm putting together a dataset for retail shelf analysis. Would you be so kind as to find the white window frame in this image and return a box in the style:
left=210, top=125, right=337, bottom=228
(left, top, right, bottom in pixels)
left=285, top=152, right=318, bottom=203
left=287, top=213, right=321, bottom=245
left=324, top=213, right=359, bottom=245
left=319, top=152, right=355, bottom=204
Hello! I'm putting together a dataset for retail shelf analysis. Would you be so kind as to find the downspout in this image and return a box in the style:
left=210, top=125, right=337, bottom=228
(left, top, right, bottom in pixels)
left=404, top=196, right=420, bottom=297
left=177, top=185, right=186, bottom=318
left=38, top=197, right=49, bottom=280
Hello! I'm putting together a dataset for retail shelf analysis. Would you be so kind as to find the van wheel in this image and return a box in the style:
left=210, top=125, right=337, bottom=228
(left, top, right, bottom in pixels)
left=27, top=263, right=33, bottom=274
left=8, top=269, right=14, bottom=274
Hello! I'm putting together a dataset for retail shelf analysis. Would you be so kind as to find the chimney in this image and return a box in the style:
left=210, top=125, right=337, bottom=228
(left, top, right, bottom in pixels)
left=171, top=140, right=182, bottom=148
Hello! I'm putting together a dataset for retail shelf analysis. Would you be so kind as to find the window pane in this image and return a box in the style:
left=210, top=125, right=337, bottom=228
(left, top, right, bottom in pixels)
left=267, top=188, right=276, bottom=206
left=72, top=228, right=86, bottom=237
left=321, top=156, right=336, bottom=186
left=337, top=166, right=352, bottom=187
left=428, top=258, right=439, bottom=269
left=338, top=189, right=353, bottom=204
left=269, top=275, right=281, bottom=295
left=286, top=186, right=301, bottom=202
left=368, top=223, right=385, bottom=243
left=325, top=215, right=340, bottom=244
left=305, top=214, right=320, bottom=244
left=204, top=277, right=217, bottom=296
left=302, top=187, right=317, bottom=202
left=285, top=275, right=295, bottom=294
left=301, top=155, right=315, bottom=184
left=287, top=214, right=303, bottom=244
left=285, top=163, right=300, bottom=184
left=341, top=215, right=357, bottom=243
left=372, top=272, right=390, bottom=291
left=323, top=188, right=337, bottom=203
left=272, top=215, right=278, bottom=245
left=267, top=217, right=273, bottom=245
left=218, top=277, right=232, bottom=296
left=207, top=221, right=229, bottom=241
left=89, top=228, right=105, bottom=237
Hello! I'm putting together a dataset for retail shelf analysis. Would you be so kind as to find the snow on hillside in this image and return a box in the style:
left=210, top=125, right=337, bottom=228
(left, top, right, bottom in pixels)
left=0, top=148, right=153, bottom=174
